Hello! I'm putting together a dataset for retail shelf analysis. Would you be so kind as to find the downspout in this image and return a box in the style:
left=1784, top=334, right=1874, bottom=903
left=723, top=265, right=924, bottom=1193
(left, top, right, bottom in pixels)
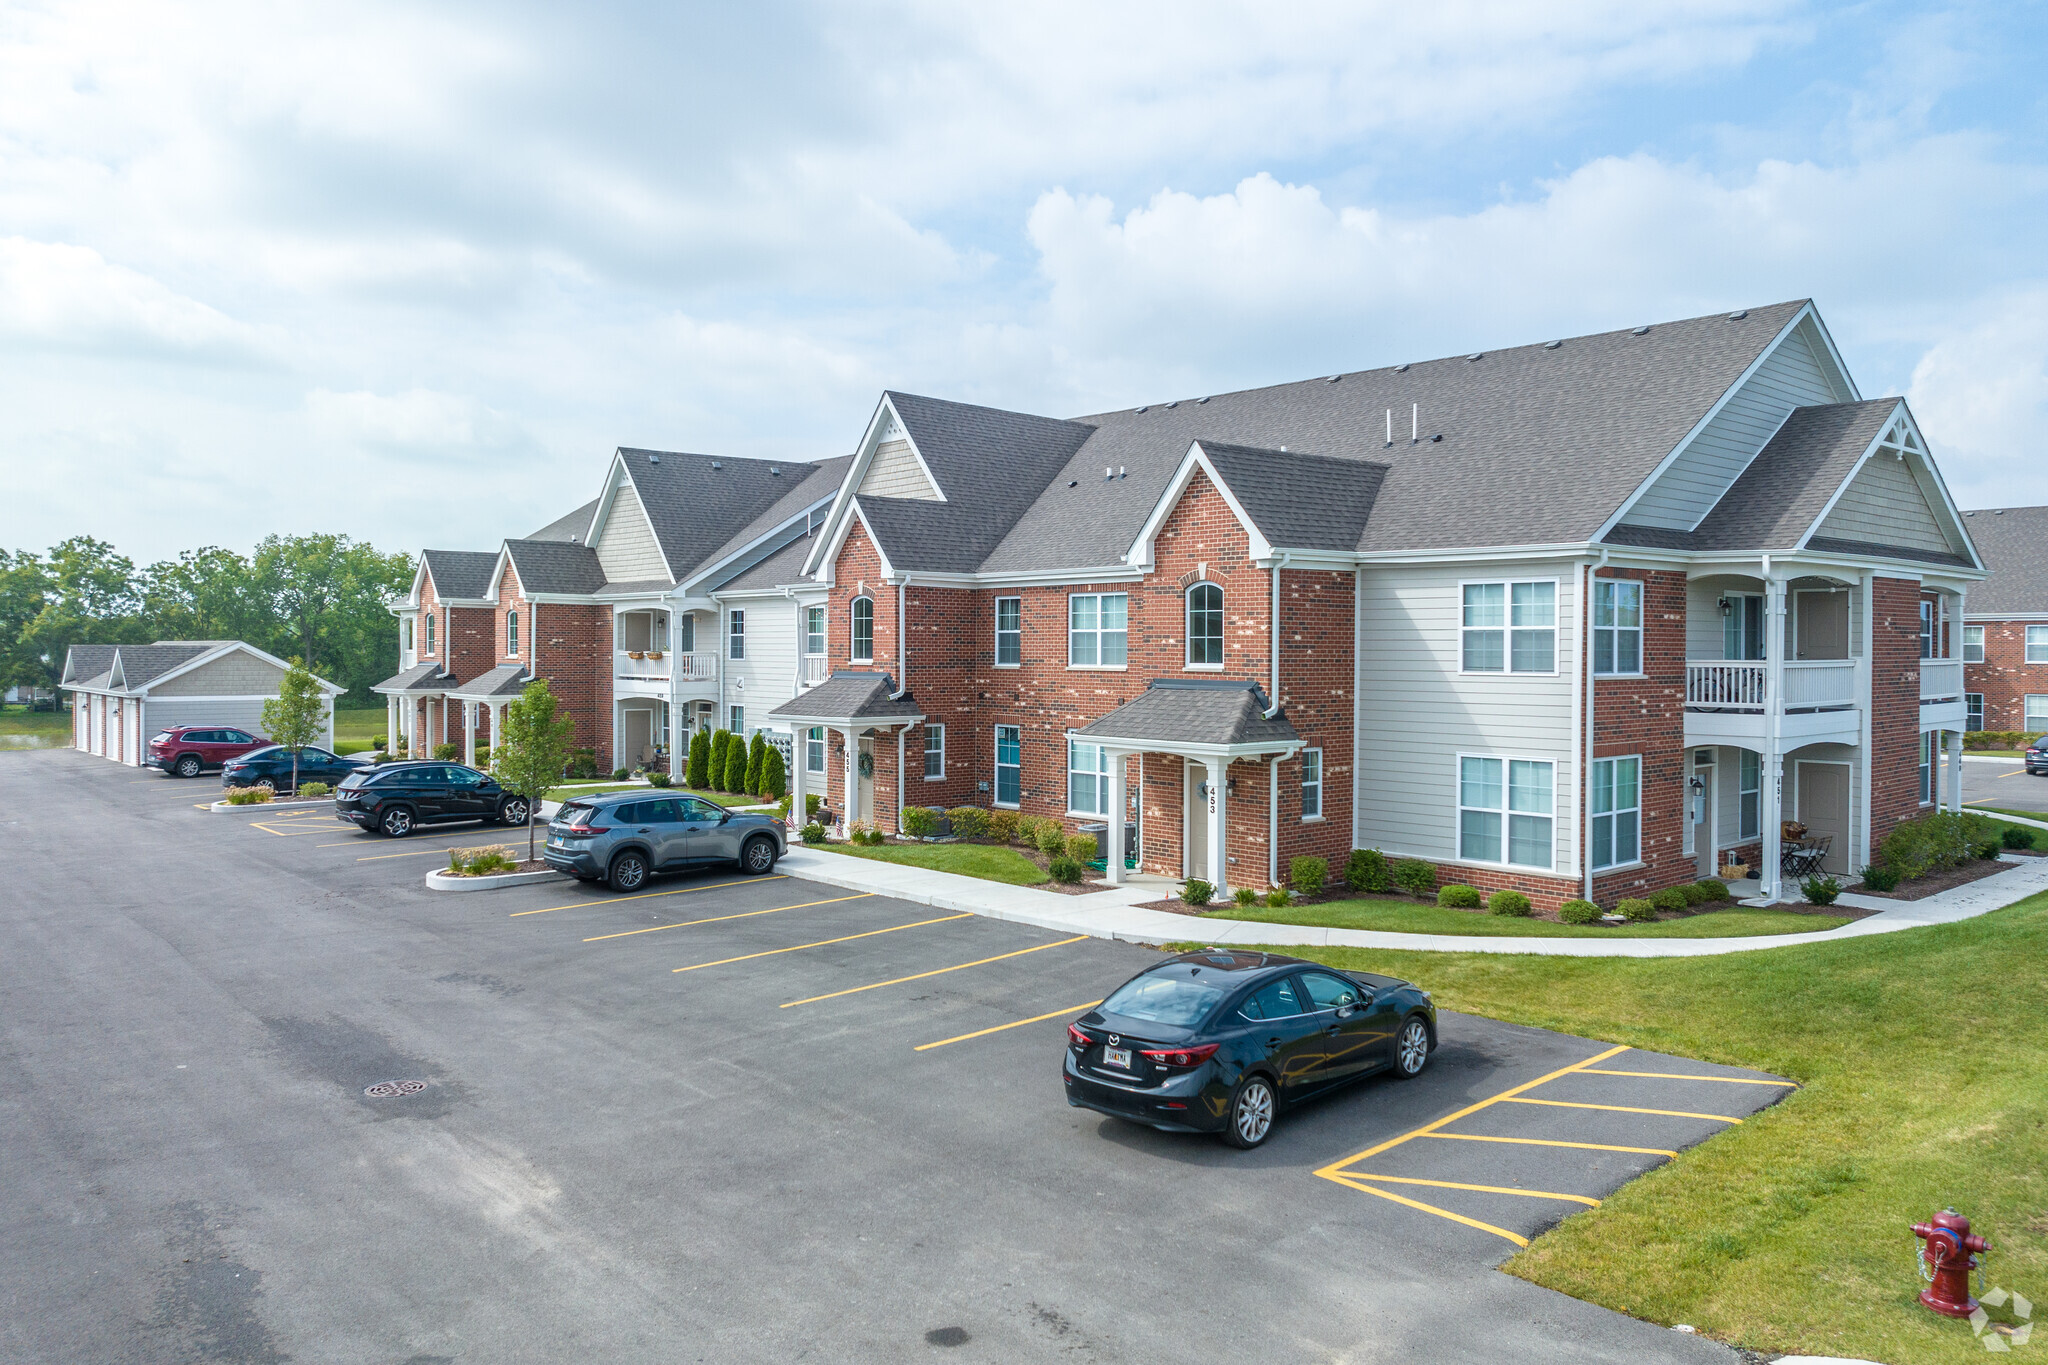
left=890, top=579, right=908, bottom=699
left=1265, top=553, right=1289, bottom=717
left=1583, top=548, right=1607, bottom=902
left=1267, top=553, right=1289, bottom=887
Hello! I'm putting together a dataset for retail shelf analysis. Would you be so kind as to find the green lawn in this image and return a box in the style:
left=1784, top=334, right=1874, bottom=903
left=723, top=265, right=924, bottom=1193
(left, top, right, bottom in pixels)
left=1202, top=896, right=1850, bottom=938
left=814, top=841, right=1051, bottom=886
left=0, top=704, right=70, bottom=739
left=1970, top=805, right=2048, bottom=830
left=1251, top=890, right=2048, bottom=1364
left=540, top=783, right=758, bottom=806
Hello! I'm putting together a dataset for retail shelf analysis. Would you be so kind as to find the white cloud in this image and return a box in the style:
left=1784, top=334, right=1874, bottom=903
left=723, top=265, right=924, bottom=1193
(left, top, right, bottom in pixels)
left=0, top=237, right=264, bottom=357
left=306, top=387, right=532, bottom=456
left=1907, top=291, right=2048, bottom=508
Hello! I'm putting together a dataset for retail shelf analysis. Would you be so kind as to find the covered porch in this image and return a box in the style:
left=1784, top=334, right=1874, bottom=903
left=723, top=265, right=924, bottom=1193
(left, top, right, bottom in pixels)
left=767, top=671, right=923, bottom=836
left=369, top=662, right=454, bottom=760
left=445, top=664, right=532, bottom=770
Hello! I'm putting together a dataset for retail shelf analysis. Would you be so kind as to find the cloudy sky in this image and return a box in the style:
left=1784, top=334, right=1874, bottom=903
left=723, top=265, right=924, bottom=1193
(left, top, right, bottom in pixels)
left=3, top=0, right=2044, bottom=563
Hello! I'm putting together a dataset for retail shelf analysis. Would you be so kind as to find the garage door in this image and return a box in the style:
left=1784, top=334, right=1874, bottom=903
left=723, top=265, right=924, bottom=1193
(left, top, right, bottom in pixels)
left=145, top=699, right=274, bottom=739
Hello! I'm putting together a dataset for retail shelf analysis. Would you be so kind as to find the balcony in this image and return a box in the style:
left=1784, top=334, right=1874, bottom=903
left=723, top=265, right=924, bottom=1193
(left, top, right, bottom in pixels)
left=1920, top=658, right=1964, bottom=703
left=1683, top=658, right=1861, bottom=749
left=801, top=655, right=829, bottom=685
left=616, top=650, right=716, bottom=684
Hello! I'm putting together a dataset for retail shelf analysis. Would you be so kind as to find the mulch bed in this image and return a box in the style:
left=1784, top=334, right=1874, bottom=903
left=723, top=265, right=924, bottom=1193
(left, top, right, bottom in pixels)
left=852, top=838, right=1119, bottom=895
left=1135, top=886, right=1879, bottom=924
left=1847, top=857, right=2017, bottom=901
left=445, top=857, right=552, bottom=877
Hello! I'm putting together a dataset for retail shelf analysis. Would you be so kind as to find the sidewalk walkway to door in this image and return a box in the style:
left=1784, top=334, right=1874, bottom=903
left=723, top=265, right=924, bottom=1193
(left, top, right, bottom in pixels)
left=775, top=847, right=2048, bottom=959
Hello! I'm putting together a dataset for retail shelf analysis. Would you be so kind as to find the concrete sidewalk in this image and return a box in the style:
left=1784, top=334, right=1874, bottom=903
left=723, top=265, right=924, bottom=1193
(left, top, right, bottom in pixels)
left=776, top=847, right=2048, bottom=958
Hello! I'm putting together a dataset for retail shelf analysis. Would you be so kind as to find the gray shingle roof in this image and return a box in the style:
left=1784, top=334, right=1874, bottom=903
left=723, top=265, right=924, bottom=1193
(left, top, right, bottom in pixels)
left=686, top=456, right=851, bottom=589
left=620, top=449, right=830, bottom=584
left=62, top=644, right=117, bottom=686
left=527, top=498, right=599, bottom=544
left=712, top=536, right=813, bottom=593
left=110, top=643, right=215, bottom=688
left=1959, top=506, right=2048, bottom=614
left=447, top=664, right=531, bottom=700
left=372, top=662, right=452, bottom=694
left=421, top=549, right=500, bottom=600
left=1804, top=536, right=1975, bottom=569
left=504, top=539, right=609, bottom=596
left=1074, top=679, right=1301, bottom=750
left=1193, top=442, right=1387, bottom=552
left=766, top=671, right=923, bottom=725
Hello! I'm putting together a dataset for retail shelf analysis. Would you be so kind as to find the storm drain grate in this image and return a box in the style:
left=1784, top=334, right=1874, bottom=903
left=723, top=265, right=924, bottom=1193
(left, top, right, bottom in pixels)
left=363, top=1079, right=430, bottom=1098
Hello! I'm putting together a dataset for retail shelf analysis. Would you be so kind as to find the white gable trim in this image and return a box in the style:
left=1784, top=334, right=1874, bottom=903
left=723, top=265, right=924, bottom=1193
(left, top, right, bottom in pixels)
left=681, top=494, right=839, bottom=596
left=1797, top=402, right=1983, bottom=569
left=1124, top=442, right=1274, bottom=571
left=802, top=394, right=941, bottom=578
left=808, top=497, right=900, bottom=588
left=484, top=544, right=516, bottom=603
left=590, top=451, right=679, bottom=584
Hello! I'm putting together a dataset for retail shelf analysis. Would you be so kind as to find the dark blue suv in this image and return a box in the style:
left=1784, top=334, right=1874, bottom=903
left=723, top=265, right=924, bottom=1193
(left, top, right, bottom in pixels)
left=545, top=791, right=786, bottom=891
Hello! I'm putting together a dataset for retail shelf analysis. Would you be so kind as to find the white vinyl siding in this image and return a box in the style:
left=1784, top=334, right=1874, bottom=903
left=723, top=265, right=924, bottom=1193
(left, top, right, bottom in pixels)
left=1620, top=320, right=1848, bottom=530
left=1816, top=451, right=1958, bottom=555
left=1352, top=561, right=1576, bottom=869
left=718, top=597, right=798, bottom=739
left=857, top=439, right=942, bottom=500
left=144, top=651, right=288, bottom=696
left=593, top=478, right=670, bottom=582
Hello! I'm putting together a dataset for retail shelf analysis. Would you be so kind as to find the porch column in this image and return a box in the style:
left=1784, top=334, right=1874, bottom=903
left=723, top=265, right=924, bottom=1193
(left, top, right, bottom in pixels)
left=386, top=695, right=399, bottom=755
left=493, top=703, right=507, bottom=769
left=1759, top=750, right=1784, bottom=902
left=462, top=701, right=476, bottom=768
left=841, top=725, right=860, bottom=834
left=790, top=730, right=808, bottom=833
left=1105, top=752, right=1127, bottom=885
left=1204, top=757, right=1228, bottom=894
left=1947, top=730, right=1963, bottom=814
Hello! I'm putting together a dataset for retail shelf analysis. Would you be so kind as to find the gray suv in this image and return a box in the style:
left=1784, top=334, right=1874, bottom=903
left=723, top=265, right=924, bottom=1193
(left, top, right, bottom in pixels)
left=544, top=792, right=786, bottom=891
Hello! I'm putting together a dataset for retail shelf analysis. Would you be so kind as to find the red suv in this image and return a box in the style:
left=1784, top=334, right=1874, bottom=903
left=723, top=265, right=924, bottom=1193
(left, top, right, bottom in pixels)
left=147, top=726, right=271, bottom=778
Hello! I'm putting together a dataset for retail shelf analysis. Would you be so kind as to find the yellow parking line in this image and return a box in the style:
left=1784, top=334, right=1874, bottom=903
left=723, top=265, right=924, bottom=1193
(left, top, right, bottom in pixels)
left=675, top=913, right=971, bottom=969
left=1323, top=1175, right=1530, bottom=1247
left=1422, top=1133, right=1680, bottom=1158
left=1577, top=1067, right=1793, bottom=1087
left=779, top=935, right=1089, bottom=1007
left=510, top=875, right=784, bottom=916
left=356, top=846, right=494, bottom=861
left=1331, top=1173, right=1600, bottom=1206
left=914, top=1001, right=1104, bottom=1052
left=1504, top=1096, right=1745, bottom=1123
left=586, top=893, right=874, bottom=942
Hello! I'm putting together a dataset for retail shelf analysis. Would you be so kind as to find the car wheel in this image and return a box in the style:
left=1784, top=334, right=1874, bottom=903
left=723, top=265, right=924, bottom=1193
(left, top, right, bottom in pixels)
left=498, top=797, right=530, bottom=827
left=1393, top=1016, right=1431, bottom=1079
left=378, top=806, right=414, bottom=838
left=253, top=778, right=277, bottom=793
left=740, top=835, right=777, bottom=875
left=1222, top=1075, right=1277, bottom=1149
left=607, top=851, right=648, bottom=893
left=173, top=755, right=201, bottom=779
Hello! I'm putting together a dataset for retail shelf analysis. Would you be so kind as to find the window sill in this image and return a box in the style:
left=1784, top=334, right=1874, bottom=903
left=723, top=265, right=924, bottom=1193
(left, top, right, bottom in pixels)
left=1066, top=810, right=1112, bottom=820
left=849, top=658, right=875, bottom=666
left=1184, top=663, right=1225, bottom=672
left=1445, top=855, right=1559, bottom=875
left=1067, top=664, right=1129, bottom=672
left=993, top=801, right=1020, bottom=810
left=1301, top=814, right=1324, bottom=824
left=923, top=774, right=945, bottom=782
left=1459, top=670, right=1560, bottom=679
left=1592, top=672, right=1645, bottom=680
left=1590, top=859, right=1645, bottom=874
left=993, top=662, right=1020, bottom=669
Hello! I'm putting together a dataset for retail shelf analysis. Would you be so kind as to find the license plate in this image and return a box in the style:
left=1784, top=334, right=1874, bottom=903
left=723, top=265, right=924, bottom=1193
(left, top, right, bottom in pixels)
left=1103, top=1046, right=1131, bottom=1069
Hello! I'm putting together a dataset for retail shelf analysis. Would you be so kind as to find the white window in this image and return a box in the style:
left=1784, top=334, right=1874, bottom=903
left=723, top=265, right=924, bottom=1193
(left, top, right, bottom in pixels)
left=728, top=609, right=745, bottom=660
left=1458, top=756, right=1553, bottom=868
left=1187, top=583, right=1223, bottom=667
left=1300, top=748, right=1322, bottom=819
left=2029, top=626, right=2048, bottom=665
left=1740, top=750, right=1760, bottom=840
left=995, top=597, right=1021, bottom=666
left=852, top=597, right=874, bottom=662
left=2027, top=696, right=2048, bottom=730
left=806, top=726, right=825, bottom=773
left=402, top=618, right=413, bottom=652
left=506, top=611, right=519, bottom=656
left=924, top=725, right=945, bottom=780
left=1919, top=731, right=1934, bottom=804
left=1590, top=756, right=1640, bottom=870
left=1723, top=593, right=1764, bottom=660
left=1068, top=593, right=1128, bottom=667
left=1919, top=600, right=1936, bottom=660
left=425, top=612, right=436, bottom=654
left=1963, top=625, right=1985, bottom=663
left=995, top=726, right=1021, bottom=807
left=805, top=606, right=825, bottom=656
left=731, top=706, right=745, bottom=735
left=1462, top=581, right=1555, bottom=673
left=1592, top=579, right=1641, bottom=676
left=1068, top=740, right=1110, bottom=815
left=1966, top=694, right=1984, bottom=732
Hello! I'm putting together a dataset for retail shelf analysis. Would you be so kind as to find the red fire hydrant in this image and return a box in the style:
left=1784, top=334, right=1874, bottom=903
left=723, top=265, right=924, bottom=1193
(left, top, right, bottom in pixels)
left=1912, top=1207, right=1990, bottom=1318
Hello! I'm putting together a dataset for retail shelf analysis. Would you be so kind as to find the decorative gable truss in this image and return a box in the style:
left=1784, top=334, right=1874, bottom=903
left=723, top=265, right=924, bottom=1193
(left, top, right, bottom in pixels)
left=802, top=394, right=943, bottom=579
left=1804, top=404, right=1982, bottom=565
left=588, top=454, right=676, bottom=585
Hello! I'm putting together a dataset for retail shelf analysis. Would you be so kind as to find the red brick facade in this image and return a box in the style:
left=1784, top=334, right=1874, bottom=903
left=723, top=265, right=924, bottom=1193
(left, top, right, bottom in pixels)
left=1590, top=567, right=1693, bottom=903
left=1965, top=619, right=2048, bottom=733
left=1870, top=576, right=1928, bottom=848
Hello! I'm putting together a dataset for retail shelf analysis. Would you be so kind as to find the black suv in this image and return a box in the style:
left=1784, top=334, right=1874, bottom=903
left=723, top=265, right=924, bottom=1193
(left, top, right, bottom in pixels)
left=333, top=762, right=532, bottom=837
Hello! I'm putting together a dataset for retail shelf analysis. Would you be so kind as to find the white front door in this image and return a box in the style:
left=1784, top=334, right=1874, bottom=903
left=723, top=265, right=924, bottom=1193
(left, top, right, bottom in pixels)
left=1184, top=761, right=1208, bottom=879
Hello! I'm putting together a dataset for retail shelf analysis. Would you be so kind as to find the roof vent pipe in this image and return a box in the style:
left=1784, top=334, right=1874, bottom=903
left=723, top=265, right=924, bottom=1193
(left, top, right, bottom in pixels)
left=1385, top=409, right=1392, bottom=447
left=1411, top=404, right=1418, bottom=443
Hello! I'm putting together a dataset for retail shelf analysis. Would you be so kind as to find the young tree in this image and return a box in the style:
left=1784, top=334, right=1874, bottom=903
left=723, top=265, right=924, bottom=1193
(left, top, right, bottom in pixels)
left=757, top=742, right=786, bottom=802
left=745, top=730, right=767, bottom=792
left=259, top=659, right=330, bottom=793
left=687, top=727, right=710, bottom=789
left=723, top=729, right=747, bottom=792
left=494, top=678, right=577, bottom=861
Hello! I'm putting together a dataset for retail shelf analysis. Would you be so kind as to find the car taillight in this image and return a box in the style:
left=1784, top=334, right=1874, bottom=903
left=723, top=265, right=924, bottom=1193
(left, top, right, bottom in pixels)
left=559, top=825, right=600, bottom=837
left=1140, top=1044, right=1219, bottom=1068
left=1067, top=1023, right=1092, bottom=1047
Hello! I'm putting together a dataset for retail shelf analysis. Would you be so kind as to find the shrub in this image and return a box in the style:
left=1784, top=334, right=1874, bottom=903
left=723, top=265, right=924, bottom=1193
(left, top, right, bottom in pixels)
left=447, top=845, right=514, bottom=876
left=223, top=786, right=272, bottom=805
left=710, top=730, right=731, bottom=784
left=746, top=731, right=768, bottom=793
left=647, top=771, right=672, bottom=788
left=948, top=807, right=989, bottom=840
left=566, top=749, right=599, bottom=780
left=1650, top=886, right=1688, bottom=914
left=474, top=746, right=491, bottom=767
left=296, top=781, right=332, bottom=798
left=1182, top=878, right=1215, bottom=906
left=1558, top=898, right=1599, bottom=925
left=1393, top=858, right=1437, bottom=896
left=1233, top=886, right=1259, bottom=906
left=1067, top=834, right=1099, bottom=863
left=1801, top=873, right=1842, bottom=906
left=864, top=826, right=887, bottom=846
left=1049, top=855, right=1084, bottom=883
left=1971, top=839, right=2002, bottom=860
left=801, top=822, right=827, bottom=845
left=1010, top=814, right=1039, bottom=846
left=1859, top=863, right=1900, bottom=892
left=723, top=733, right=748, bottom=793
left=372, top=736, right=387, bottom=751
left=1963, top=729, right=2044, bottom=751
left=1693, top=878, right=1730, bottom=902
left=1487, top=889, right=1532, bottom=917
left=1678, top=882, right=1712, bottom=906
left=1265, top=888, right=1292, bottom=907
left=1035, top=821, right=1067, bottom=855
left=1878, top=810, right=1996, bottom=882
left=1346, top=847, right=1392, bottom=893
left=612, top=767, right=630, bottom=782
left=688, top=729, right=711, bottom=789
left=901, top=806, right=938, bottom=840
left=433, top=742, right=459, bottom=761
left=1289, top=856, right=1328, bottom=897
left=757, top=744, right=786, bottom=802
left=2003, top=824, right=2037, bottom=850
left=1437, top=884, right=1482, bottom=909
left=847, top=821, right=869, bottom=844
left=806, top=792, right=823, bottom=818
left=986, top=810, right=1019, bottom=845
left=1618, top=897, right=1658, bottom=923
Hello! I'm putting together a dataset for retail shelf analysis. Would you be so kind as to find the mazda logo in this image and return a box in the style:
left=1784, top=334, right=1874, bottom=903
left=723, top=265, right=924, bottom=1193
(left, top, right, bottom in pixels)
left=1107, top=1034, right=1120, bottom=1046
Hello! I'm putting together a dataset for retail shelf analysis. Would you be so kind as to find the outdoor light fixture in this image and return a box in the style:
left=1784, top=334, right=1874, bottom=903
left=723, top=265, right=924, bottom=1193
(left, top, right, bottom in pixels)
left=1719, top=597, right=1733, bottom=617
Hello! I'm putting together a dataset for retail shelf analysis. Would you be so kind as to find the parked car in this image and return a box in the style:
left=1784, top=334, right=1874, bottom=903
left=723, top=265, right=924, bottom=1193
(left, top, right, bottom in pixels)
left=2027, top=738, right=2047, bottom=776
left=221, top=745, right=367, bottom=793
left=544, top=791, right=786, bottom=890
left=1064, top=950, right=1436, bottom=1150
left=332, top=761, right=532, bottom=837
left=146, top=725, right=270, bottom=778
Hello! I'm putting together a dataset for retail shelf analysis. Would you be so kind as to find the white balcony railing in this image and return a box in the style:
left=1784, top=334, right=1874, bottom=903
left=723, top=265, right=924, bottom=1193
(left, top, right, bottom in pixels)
left=1783, top=659, right=1857, bottom=710
left=1686, top=661, right=1766, bottom=709
left=801, top=655, right=829, bottom=685
left=674, top=651, right=716, bottom=683
left=616, top=650, right=716, bottom=683
left=1920, top=658, right=1965, bottom=703
left=1685, top=659, right=1857, bottom=712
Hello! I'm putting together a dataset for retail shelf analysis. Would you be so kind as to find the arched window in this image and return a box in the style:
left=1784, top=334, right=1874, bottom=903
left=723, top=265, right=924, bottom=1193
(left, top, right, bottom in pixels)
left=1187, top=583, right=1223, bottom=665
left=506, top=610, right=519, bottom=656
left=851, top=597, right=875, bottom=662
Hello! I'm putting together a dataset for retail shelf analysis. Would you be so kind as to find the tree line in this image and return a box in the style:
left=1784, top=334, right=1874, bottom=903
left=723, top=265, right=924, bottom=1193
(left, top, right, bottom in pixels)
left=0, top=534, right=414, bottom=706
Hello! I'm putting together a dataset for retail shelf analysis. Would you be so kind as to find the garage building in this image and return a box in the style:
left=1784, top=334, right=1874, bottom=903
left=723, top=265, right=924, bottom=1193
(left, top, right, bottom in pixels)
left=60, top=641, right=347, bottom=766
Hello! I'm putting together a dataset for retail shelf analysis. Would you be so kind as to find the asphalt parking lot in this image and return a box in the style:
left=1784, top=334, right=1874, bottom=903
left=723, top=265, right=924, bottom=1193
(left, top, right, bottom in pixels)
left=1965, top=754, right=2048, bottom=815
left=1, top=751, right=1793, bottom=1364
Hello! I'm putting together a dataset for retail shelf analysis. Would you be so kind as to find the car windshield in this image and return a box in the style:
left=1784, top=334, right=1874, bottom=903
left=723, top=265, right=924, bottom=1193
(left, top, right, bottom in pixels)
left=1100, top=971, right=1228, bottom=1028
left=239, top=746, right=281, bottom=760
left=556, top=802, right=597, bottom=825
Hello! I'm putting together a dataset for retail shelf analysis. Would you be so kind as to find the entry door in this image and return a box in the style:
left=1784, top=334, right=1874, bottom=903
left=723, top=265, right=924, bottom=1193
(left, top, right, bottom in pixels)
left=856, top=737, right=875, bottom=824
left=1795, top=591, right=1850, bottom=660
left=1185, top=761, right=1209, bottom=879
left=1796, top=762, right=1851, bottom=875
left=1690, top=750, right=1716, bottom=879
left=623, top=709, right=653, bottom=766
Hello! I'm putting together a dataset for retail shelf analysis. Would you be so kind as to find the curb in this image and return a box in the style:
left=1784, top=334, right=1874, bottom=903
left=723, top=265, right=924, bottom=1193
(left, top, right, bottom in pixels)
left=207, top=797, right=334, bottom=813
left=424, top=867, right=568, bottom=893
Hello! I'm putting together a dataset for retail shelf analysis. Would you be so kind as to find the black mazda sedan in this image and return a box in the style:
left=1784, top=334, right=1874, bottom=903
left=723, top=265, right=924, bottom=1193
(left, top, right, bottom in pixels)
left=1064, top=950, right=1435, bottom=1149
left=220, top=745, right=366, bottom=793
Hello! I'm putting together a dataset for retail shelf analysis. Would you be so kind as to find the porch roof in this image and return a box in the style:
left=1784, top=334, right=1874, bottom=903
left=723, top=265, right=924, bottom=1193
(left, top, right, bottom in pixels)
left=765, top=671, right=923, bottom=728
left=445, top=664, right=532, bottom=701
left=370, top=662, right=453, bottom=695
left=1071, top=678, right=1302, bottom=756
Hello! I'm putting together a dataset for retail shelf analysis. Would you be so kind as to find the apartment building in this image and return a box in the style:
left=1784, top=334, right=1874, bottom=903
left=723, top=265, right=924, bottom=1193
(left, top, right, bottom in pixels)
left=1957, top=505, right=2048, bottom=735
left=381, top=299, right=1982, bottom=908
